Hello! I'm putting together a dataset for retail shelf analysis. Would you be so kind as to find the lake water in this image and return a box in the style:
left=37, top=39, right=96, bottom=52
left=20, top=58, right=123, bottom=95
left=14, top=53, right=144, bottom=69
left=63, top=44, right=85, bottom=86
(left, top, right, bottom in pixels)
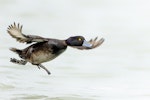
left=0, top=0, right=150, bottom=100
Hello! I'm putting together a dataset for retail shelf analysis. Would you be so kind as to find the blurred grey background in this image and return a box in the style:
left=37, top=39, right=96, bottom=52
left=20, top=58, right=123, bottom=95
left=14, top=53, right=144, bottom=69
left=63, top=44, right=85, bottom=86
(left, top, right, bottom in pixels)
left=0, top=0, right=150, bottom=100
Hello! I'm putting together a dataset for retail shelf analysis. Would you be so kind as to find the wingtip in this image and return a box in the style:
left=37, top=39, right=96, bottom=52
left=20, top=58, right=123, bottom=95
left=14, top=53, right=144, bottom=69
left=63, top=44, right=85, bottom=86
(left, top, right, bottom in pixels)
left=94, top=36, right=98, bottom=41
left=97, top=38, right=105, bottom=45
left=14, top=22, right=16, bottom=27
left=100, top=37, right=105, bottom=42
left=17, top=23, right=20, bottom=28
left=20, top=25, right=23, bottom=31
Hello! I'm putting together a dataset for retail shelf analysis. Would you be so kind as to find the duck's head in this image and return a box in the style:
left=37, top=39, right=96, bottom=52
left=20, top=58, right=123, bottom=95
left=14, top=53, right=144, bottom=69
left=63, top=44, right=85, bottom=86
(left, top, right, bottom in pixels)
left=66, top=36, right=92, bottom=48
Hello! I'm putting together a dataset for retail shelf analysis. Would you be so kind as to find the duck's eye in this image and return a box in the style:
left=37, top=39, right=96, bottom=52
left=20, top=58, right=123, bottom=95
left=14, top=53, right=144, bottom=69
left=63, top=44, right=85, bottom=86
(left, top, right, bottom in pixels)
left=78, top=38, right=82, bottom=41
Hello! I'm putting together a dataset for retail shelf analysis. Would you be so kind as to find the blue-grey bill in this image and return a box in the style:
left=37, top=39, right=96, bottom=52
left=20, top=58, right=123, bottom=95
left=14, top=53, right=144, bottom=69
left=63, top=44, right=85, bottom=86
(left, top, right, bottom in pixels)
left=82, top=40, right=92, bottom=48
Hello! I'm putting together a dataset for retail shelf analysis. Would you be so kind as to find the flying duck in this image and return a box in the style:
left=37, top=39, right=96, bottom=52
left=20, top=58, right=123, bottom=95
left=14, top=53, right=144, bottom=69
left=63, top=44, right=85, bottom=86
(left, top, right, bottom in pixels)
left=7, top=22, right=104, bottom=75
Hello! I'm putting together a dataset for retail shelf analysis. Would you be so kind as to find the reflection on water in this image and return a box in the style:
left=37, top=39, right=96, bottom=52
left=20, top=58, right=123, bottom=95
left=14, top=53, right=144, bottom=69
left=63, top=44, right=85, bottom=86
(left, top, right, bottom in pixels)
left=13, top=95, right=93, bottom=100
left=0, top=0, right=150, bottom=100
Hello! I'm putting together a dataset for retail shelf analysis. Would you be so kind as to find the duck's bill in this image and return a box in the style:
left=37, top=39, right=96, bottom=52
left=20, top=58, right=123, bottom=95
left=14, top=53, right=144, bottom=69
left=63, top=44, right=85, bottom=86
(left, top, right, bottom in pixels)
left=82, top=40, right=92, bottom=48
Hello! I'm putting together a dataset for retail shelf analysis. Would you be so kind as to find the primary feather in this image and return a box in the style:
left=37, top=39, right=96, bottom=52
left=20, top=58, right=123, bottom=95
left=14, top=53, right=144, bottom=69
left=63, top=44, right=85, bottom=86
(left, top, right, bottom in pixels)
left=7, top=23, right=27, bottom=43
left=7, top=22, right=48, bottom=43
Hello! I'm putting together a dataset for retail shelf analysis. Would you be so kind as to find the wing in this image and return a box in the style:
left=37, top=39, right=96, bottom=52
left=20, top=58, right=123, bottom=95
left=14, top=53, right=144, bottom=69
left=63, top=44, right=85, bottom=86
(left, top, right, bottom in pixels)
left=7, top=22, right=48, bottom=43
left=71, top=37, right=104, bottom=50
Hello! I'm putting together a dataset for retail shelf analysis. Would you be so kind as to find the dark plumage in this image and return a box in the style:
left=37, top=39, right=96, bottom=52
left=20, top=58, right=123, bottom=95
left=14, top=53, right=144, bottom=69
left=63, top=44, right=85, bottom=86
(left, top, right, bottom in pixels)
left=7, top=22, right=104, bottom=75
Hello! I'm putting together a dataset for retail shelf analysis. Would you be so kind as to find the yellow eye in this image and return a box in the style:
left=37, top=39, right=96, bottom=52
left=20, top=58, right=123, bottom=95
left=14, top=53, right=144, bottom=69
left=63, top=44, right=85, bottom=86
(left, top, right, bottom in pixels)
left=78, top=38, right=82, bottom=41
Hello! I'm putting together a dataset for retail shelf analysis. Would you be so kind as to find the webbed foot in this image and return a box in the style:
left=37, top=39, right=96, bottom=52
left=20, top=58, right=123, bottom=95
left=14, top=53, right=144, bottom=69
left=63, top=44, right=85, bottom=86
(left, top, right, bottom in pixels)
left=10, top=58, right=27, bottom=65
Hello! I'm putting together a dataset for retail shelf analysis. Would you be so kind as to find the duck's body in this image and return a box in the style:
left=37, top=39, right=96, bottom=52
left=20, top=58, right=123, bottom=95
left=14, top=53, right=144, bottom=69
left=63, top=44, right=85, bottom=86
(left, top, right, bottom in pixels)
left=16, top=39, right=67, bottom=64
left=7, top=23, right=104, bottom=75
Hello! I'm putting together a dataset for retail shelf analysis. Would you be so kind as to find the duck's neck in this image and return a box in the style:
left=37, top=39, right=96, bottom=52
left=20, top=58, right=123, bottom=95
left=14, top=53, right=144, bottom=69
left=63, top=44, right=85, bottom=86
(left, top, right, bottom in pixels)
left=65, top=39, right=71, bottom=46
left=63, top=40, right=69, bottom=46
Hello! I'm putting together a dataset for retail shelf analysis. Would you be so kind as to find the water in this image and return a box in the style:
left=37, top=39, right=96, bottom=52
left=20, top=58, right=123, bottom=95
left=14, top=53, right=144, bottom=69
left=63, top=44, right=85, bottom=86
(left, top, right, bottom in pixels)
left=0, top=0, right=150, bottom=100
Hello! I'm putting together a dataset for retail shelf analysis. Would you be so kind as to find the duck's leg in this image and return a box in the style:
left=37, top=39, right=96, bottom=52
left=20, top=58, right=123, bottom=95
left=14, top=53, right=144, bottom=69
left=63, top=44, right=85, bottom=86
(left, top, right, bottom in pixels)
left=37, top=64, right=51, bottom=75
left=10, top=58, right=27, bottom=65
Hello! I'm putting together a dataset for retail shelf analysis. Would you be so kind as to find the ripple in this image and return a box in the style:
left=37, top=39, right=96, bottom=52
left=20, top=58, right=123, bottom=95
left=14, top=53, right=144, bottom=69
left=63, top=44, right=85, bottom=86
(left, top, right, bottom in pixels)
left=46, top=96, right=94, bottom=100
left=12, top=94, right=48, bottom=100
left=0, top=83, right=15, bottom=90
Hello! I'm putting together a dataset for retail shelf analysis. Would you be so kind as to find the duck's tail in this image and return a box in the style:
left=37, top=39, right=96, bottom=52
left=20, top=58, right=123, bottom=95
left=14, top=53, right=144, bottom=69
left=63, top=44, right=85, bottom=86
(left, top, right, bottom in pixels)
left=10, top=48, right=22, bottom=55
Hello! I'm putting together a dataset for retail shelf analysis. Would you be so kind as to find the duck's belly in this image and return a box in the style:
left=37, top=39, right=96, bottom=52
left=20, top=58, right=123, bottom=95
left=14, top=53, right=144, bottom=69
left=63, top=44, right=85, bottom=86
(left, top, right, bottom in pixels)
left=29, top=50, right=65, bottom=64
left=32, top=53, right=56, bottom=64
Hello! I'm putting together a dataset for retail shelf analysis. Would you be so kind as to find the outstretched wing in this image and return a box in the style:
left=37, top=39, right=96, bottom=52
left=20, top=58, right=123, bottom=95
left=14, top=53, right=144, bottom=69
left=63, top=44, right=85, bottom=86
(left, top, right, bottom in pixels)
left=72, top=37, right=104, bottom=50
left=7, top=23, right=48, bottom=43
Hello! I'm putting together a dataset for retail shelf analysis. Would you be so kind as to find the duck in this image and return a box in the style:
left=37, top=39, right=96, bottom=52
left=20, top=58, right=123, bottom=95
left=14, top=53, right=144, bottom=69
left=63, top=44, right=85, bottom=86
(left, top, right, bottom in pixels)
left=7, top=22, right=104, bottom=75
